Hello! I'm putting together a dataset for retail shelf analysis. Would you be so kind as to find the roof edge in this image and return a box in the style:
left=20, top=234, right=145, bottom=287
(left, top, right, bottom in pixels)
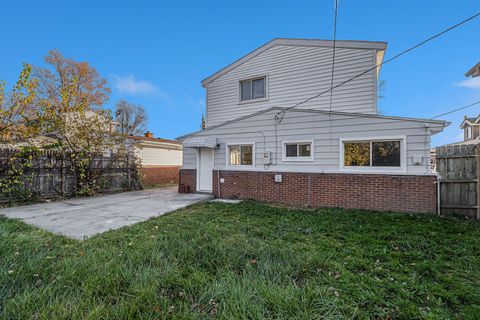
left=201, top=38, right=388, bottom=87
left=128, top=135, right=180, bottom=145
left=177, top=107, right=449, bottom=140
left=177, top=107, right=279, bottom=140
left=460, top=119, right=479, bottom=128
left=465, top=63, right=480, bottom=77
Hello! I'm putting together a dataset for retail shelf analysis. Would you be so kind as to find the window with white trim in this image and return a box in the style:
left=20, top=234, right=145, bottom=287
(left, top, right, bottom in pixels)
left=240, top=77, right=266, bottom=102
left=228, top=144, right=254, bottom=166
left=343, top=140, right=401, bottom=168
left=283, top=141, right=313, bottom=161
left=466, top=126, right=472, bottom=139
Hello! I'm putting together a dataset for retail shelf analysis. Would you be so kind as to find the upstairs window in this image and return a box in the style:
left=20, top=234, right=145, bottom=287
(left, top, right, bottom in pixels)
left=240, top=77, right=266, bottom=102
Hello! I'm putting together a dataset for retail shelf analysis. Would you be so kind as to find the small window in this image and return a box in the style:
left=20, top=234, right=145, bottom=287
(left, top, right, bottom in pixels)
left=466, top=126, right=472, bottom=139
left=283, top=141, right=313, bottom=161
left=228, top=144, right=253, bottom=166
left=240, top=77, right=266, bottom=101
left=343, top=140, right=401, bottom=168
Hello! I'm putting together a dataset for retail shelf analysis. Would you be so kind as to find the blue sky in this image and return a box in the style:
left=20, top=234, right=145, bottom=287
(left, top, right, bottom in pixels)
left=1, top=0, right=479, bottom=146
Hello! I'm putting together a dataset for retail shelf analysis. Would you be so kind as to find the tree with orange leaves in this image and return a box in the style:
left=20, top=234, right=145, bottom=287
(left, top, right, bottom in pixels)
left=34, top=49, right=111, bottom=112
left=0, top=64, right=38, bottom=144
left=32, top=50, right=138, bottom=195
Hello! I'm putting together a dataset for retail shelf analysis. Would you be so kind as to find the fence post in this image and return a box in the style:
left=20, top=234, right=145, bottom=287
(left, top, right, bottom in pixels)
left=127, top=153, right=131, bottom=190
left=60, top=152, right=65, bottom=198
left=476, top=145, right=480, bottom=220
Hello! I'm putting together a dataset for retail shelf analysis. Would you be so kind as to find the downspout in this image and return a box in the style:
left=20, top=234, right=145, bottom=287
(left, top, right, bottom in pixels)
left=436, top=176, right=441, bottom=216
left=217, top=159, right=221, bottom=199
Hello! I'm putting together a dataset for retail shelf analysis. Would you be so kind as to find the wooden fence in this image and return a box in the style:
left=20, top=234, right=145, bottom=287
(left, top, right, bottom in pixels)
left=436, top=144, right=479, bottom=219
left=0, top=148, right=142, bottom=205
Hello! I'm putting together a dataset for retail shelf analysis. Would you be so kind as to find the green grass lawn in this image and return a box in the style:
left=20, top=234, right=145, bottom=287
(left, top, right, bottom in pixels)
left=1, top=201, right=479, bottom=319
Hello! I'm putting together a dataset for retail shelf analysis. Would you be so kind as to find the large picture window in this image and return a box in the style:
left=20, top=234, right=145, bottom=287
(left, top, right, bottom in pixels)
left=342, top=138, right=403, bottom=170
left=240, top=77, right=266, bottom=102
left=228, top=144, right=254, bottom=166
left=282, top=141, right=314, bottom=161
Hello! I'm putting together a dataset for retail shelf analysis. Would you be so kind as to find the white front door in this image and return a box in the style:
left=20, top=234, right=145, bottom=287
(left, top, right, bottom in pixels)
left=198, top=148, right=213, bottom=192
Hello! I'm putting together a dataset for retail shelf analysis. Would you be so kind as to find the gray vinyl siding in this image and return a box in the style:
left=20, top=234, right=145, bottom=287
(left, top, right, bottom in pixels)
left=206, top=45, right=377, bottom=127
left=182, top=109, right=443, bottom=175
left=181, top=147, right=197, bottom=169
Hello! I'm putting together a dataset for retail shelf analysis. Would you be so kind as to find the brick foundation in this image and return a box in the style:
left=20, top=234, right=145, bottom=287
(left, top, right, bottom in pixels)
left=140, top=166, right=179, bottom=186
left=178, top=169, right=196, bottom=193
left=212, top=170, right=437, bottom=214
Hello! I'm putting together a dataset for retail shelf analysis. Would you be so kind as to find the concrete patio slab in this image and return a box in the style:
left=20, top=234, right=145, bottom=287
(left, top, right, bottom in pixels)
left=0, top=187, right=212, bottom=240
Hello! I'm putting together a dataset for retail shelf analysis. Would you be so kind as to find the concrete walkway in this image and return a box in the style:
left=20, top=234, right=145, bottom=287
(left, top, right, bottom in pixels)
left=0, top=187, right=212, bottom=240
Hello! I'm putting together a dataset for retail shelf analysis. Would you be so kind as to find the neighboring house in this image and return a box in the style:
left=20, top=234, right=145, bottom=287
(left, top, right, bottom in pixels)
left=460, top=115, right=480, bottom=143
left=1, top=110, right=118, bottom=149
left=439, top=115, right=480, bottom=147
left=430, top=148, right=437, bottom=172
left=177, top=38, right=449, bottom=214
left=130, top=132, right=182, bottom=185
left=465, top=62, right=480, bottom=78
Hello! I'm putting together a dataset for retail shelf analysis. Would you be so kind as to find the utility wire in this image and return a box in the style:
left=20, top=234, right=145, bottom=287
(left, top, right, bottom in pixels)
left=276, top=11, right=480, bottom=122
left=430, top=100, right=480, bottom=119
left=328, top=0, right=339, bottom=113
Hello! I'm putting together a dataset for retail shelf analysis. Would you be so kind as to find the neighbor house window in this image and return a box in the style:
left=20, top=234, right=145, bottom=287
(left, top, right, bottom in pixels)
left=228, top=144, right=254, bottom=166
left=343, top=139, right=403, bottom=169
left=466, top=126, right=472, bottom=139
left=283, top=141, right=313, bottom=161
left=240, top=77, right=266, bottom=101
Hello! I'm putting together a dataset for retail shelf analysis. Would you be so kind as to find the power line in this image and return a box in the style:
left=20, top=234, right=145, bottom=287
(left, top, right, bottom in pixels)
left=328, top=0, right=339, bottom=113
left=430, top=100, right=480, bottom=119
left=276, top=10, right=480, bottom=122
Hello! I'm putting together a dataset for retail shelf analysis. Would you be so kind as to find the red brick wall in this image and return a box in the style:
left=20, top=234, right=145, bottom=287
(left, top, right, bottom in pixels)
left=140, top=166, right=179, bottom=186
left=212, top=170, right=437, bottom=214
left=178, top=169, right=196, bottom=193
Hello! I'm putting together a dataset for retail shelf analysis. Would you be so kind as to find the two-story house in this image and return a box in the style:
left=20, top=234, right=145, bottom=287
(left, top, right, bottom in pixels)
left=460, top=115, right=480, bottom=143
left=177, top=38, right=449, bottom=213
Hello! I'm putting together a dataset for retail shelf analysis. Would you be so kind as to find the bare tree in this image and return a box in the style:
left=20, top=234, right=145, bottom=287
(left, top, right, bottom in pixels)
left=114, top=100, right=148, bottom=136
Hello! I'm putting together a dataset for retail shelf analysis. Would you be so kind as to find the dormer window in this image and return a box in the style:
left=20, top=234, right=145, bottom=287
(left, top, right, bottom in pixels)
left=240, top=76, right=266, bottom=102
left=466, top=126, right=472, bottom=139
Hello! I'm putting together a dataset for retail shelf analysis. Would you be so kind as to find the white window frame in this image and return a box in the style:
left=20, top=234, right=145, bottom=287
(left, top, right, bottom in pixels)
left=226, top=142, right=256, bottom=169
left=339, top=136, right=407, bottom=174
left=466, top=126, right=472, bottom=139
left=282, top=140, right=314, bottom=162
left=238, top=75, right=268, bottom=104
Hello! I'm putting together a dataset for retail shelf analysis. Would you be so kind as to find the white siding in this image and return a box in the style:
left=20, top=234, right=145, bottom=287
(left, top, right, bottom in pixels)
left=181, top=147, right=197, bottom=169
left=182, top=109, right=444, bottom=175
left=206, top=45, right=377, bottom=127
left=135, top=143, right=182, bottom=166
